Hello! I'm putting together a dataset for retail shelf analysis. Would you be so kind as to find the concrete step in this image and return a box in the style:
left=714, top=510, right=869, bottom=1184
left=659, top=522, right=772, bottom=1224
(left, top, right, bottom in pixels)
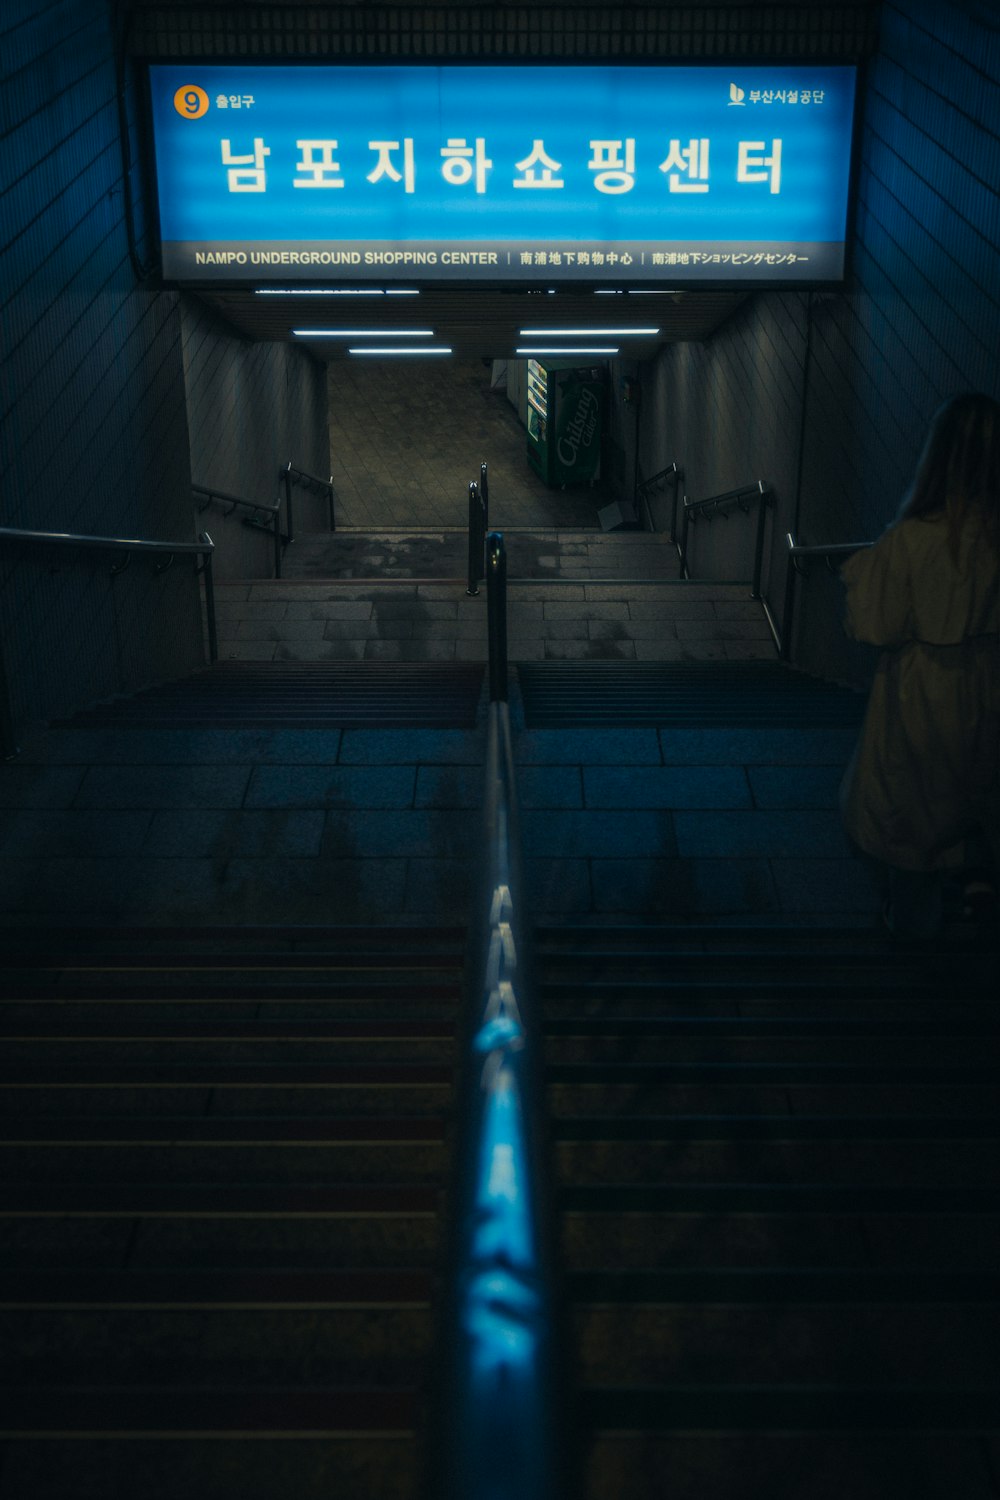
left=280, top=527, right=685, bottom=581
left=539, top=923, right=1000, bottom=1498
left=0, top=926, right=458, bottom=1496
left=213, top=577, right=775, bottom=662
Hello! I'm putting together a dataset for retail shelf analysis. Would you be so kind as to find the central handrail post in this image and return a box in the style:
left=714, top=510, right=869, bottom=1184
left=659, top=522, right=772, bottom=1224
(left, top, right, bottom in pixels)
left=480, top=461, right=489, bottom=529
left=466, top=481, right=484, bottom=597
left=678, top=495, right=691, bottom=579
left=282, top=462, right=295, bottom=547
left=486, top=530, right=508, bottom=702
left=272, top=507, right=282, bottom=580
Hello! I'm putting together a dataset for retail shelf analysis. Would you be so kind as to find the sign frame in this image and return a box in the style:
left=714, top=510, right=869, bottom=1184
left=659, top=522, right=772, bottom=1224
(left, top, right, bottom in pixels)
left=141, top=59, right=862, bottom=291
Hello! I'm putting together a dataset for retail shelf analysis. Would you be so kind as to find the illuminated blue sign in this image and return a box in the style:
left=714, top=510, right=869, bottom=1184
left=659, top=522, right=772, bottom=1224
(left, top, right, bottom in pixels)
left=148, top=64, right=856, bottom=284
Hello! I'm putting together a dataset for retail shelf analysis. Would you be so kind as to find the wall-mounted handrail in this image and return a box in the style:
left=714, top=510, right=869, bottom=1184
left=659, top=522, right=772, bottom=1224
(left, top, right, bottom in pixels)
left=777, top=531, right=871, bottom=659
left=635, top=461, right=682, bottom=535
left=0, top=524, right=217, bottom=758
left=282, top=460, right=336, bottom=533
left=426, top=525, right=569, bottom=1500
left=678, top=480, right=770, bottom=597
left=192, top=482, right=284, bottom=578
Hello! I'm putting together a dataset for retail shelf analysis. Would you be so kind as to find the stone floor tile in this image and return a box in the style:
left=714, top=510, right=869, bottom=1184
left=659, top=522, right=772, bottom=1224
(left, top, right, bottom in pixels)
left=456, top=638, right=492, bottom=660
left=543, top=601, right=630, bottom=619
left=73, top=764, right=252, bottom=810
left=321, top=808, right=470, bottom=859
left=219, top=641, right=278, bottom=661
left=414, top=764, right=482, bottom=808
left=658, top=726, right=858, bottom=765
left=771, top=856, right=880, bottom=914
left=525, top=857, right=592, bottom=913
left=748, top=764, right=845, bottom=808
left=673, top=809, right=851, bottom=859
left=217, top=856, right=409, bottom=923
left=675, top=617, right=772, bottom=639
left=583, top=765, right=752, bottom=810
left=403, top=858, right=476, bottom=917
left=516, top=728, right=661, bottom=765
left=516, top=765, right=584, bottom=809
left=724, top=640, right=777, bottom=659
left=633, top=639, right=688, bottom=660
left=0, top=764, right=86, bottom=808
left=364, top=639, right=457, bottom=660
left=523, top=809, right=676, bottom=859
left=142, top=809, right=325, bottom=858
left=626, top=600, right=719, bottom=618
left=544, top=639, right=636, bottom=659
left=272, top=641, right=366, bottom=660
left=237, top=619, right=327, bottom=640
left=0, top=809, right=153, bottom=858
left=339, top=730, right=484, bottom=765
left=246, top=764, right=416, bottom=810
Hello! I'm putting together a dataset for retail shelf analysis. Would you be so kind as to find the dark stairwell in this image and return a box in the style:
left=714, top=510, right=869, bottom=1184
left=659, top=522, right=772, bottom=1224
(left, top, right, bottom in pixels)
left=0, top=524, right=997, bottom=1499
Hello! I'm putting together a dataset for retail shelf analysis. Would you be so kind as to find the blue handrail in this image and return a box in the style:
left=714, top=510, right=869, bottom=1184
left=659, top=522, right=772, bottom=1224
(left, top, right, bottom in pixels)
left=426, top=530, right=570, bottom=1500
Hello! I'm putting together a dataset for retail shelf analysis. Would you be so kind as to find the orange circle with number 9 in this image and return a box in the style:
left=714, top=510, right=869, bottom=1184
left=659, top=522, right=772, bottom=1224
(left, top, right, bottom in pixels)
left=173, top=85, right=209, bottom=119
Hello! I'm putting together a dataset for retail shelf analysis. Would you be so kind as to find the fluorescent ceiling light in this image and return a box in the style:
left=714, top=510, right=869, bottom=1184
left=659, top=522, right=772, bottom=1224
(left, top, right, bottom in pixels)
left=349, top=346, right=452, bottom=355
left=516, top=346, right=618, bottom=355
left=595, top=288, right=681, bottom=295
left=293, top=329, right=435, bottom=337
left=520, top=327, right=659, bottom=336
left=255, top=288, right=419, bottom=296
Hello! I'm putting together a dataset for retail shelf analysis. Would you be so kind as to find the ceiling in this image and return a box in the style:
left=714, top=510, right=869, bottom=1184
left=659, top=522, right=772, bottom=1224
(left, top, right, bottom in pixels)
left=199, top=286, right=748, bottom=362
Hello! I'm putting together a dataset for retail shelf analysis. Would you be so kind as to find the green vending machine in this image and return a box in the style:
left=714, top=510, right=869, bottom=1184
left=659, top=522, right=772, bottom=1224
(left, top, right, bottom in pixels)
left=526, top=360, right=604, bottom=487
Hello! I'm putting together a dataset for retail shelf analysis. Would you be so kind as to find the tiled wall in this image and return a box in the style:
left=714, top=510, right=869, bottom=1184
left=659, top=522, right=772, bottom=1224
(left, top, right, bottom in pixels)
left=0, top=0, right=202, bottom=733
left=0, top=0, right=334, bottom=738
left=181, top=296, right=330, bottom=582
left=634, top=0, right=1000, bottom=685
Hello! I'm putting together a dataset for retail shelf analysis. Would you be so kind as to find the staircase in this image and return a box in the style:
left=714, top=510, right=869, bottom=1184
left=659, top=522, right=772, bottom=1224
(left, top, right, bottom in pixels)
left=538, top=924, right=1000, bottom=1500
left=0, top=927, right=464, bottom=1499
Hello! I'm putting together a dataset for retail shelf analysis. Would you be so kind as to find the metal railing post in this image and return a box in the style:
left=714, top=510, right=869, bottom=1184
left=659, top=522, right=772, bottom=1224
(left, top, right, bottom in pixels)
left=273, top=509, right=282, bottom=579
left=467, top=481, right=483, bottom=596
left=486, top=530, right=508, bottom=703
left=781, top=532, right=798, bottom=661
left=678, top=496, right=690, bottom=579
left=480, top=461, right=489, bottom=529
left=199, top=532, right=218, bottom=663
left=751, top=480, right=768, bottom=600
left=328, top=476, right=336, bottom=532
left=282, top=463, right=295, bottom=546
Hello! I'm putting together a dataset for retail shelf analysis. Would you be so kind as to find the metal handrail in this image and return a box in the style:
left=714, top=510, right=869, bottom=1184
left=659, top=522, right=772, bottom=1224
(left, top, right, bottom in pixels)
left=0, top=524, right=217, bottom=758
left=282, top=460, right=336, bottom=533
left=427, top=526, right=569, bottom=1500
left=193, top=482, right=285, bottom=578
left=466, top=463, right=489, bottom=597
left=635, top=461, right=682, bottom=535
left=777, top=531, right=871, bottom=659
left=678, top=480, right=770, bottom=596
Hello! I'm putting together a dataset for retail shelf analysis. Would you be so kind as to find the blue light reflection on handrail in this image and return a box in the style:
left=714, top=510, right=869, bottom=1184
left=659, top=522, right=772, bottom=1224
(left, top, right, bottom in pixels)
left=426, top=691, right=569, bottom=1500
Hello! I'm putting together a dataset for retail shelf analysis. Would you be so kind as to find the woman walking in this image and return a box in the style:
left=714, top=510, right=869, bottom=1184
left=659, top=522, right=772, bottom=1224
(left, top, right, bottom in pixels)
left=840, top=392, right=1000, bottom=938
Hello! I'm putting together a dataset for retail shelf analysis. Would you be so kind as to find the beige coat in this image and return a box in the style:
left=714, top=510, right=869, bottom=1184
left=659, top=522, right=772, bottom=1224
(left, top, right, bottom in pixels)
left=840, top=511, right=999, bottom=872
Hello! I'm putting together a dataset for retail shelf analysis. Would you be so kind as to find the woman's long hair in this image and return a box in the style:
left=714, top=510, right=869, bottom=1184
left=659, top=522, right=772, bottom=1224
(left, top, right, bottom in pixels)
left=899, top=392, right=1000, bottom=556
